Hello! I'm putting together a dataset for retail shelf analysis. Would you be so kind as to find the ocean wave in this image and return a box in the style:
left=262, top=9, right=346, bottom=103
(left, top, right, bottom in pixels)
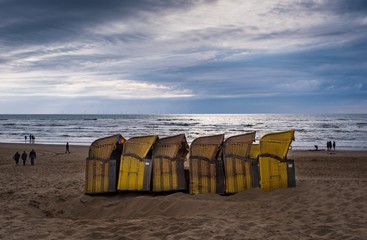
left=318, top=123, right=340, bottom=129
left=3, top=123, right=16, bottom=126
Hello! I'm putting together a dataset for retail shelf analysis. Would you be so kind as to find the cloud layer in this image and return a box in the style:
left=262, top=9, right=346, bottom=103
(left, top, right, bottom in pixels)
left=0, top=0, right=366, bottom=113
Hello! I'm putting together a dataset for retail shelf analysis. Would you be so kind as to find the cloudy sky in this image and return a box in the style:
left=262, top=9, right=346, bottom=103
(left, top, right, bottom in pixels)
left=0, top=0, right=366, bottom=114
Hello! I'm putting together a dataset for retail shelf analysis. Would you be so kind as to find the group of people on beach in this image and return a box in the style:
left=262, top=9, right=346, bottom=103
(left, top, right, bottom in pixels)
left=12, top=142, right=70, bottom=166
left=25, top=134, right=36, bottom=144
left=12, top=149, right=37, bottom=166
left=327, top=141, right=336, bottom=151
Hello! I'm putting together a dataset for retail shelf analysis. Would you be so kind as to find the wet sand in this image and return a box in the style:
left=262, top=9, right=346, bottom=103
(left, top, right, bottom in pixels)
left=0, top=143, right=366, bottom=239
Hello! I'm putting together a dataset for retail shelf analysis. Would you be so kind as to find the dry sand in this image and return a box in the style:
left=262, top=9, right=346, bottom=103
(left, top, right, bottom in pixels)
left=0, top=143, right=366, bottom=239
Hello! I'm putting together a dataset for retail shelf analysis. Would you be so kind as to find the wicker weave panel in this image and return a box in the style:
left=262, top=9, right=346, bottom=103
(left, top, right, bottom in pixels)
left=88, top=134, right=124, bottom=160
left=223, top=132, right=256, bottom=194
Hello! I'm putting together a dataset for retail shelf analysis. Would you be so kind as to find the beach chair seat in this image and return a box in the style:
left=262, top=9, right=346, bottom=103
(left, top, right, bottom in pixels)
left=259, top=130, right=295, bottom=191
left=85, top=134, right=125, bottom=194
left=152, top=134, right=189, bottom=192
left=223, top=132, right=256, bottom=194
left=189, top=134, right=224, bottom=195
left=117, top=135, right=158, bottom=191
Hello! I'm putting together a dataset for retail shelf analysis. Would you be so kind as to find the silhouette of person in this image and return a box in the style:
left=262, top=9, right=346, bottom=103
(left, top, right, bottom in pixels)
left=21, top=151, right=27, bottom=165
left=29, top=149, right=36, bottom=165
left=13, top=151, right=20, bottom=165
left=25, top=136, right=27, bottom=143
left=333, top=141, right=336, bottom=151
left=65, top=142, right=70, bottom=154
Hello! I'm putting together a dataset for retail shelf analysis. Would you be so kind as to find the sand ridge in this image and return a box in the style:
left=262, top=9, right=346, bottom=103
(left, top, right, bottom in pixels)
left=0, top=143, right=367, bottom=239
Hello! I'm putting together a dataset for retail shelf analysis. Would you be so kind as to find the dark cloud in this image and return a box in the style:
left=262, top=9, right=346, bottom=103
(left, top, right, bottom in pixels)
left=272, top=0, right=367, bottom=16
left=0, top=0, right=215, bottom=46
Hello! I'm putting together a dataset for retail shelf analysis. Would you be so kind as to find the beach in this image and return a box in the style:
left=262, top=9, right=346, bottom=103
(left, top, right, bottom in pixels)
left=0, top=143, right=366, bottom=239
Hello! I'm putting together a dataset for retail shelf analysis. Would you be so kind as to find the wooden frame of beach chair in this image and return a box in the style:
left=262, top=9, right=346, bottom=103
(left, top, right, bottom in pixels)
left=85, top=134, right=125, bottom=194
left=189, top=134, right=224, bottom=195
left=222, top=132, right=256, bottom=194
left=151, top=134, right=189, bottom=192
left=117, top=135, right=158, bottom=191
left=259, top=130, right=295, bottom=191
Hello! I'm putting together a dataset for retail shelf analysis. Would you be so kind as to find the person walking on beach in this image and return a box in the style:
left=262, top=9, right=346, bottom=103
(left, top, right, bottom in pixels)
left=25, top=136, right=27, bottom=143
left=13, top=151, right=20, bottom=165
left=29, top=149, right=36, bottom=166
left=65, top=142, right=70, bottom=154
left=333, top=141, right=336, bottom=151
left=21, top=150, right=27, bottom=165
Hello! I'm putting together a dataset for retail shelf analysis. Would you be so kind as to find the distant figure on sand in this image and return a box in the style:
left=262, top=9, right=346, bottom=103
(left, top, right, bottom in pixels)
left=29, top=149, right=36, bottom=165
left=333, top=141, right=336, bottom=151
left=21, top=151, right=27, bottom=165
left=65, top=142, right=70, bottom=154
left=13, top=151, right=20, bottom=165
left=327, top=141, right=332, bottom=151
left=25, top=136, right=27, bottom=143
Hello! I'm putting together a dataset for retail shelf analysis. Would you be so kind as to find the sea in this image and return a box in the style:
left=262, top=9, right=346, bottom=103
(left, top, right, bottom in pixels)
left=0, top=114, right=366, bottom=150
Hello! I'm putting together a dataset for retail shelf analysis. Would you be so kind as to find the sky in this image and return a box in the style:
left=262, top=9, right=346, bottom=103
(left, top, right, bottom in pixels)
left=0, top=0, right=366, bottom=114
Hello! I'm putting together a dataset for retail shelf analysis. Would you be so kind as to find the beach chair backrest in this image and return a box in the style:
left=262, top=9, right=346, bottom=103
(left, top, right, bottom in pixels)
left=118, top=135, right=158, bottom=191
left=260, top=130, right=295, bottom=160
left=88, top=134, right=125, bottom=160
left=152, top=134, right=189, bottom=192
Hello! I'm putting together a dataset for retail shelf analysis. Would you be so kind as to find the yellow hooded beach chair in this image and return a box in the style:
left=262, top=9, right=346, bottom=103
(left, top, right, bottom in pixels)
left=151, top=134, right=189, bottom=192
left=117, top=135, right=158, bottom=191
left=85, top=134, right=125, bottom=194
left=223, top=132, right=256, bottom=194
left=259, top=130, right=295, bottom=191
left=189, top=134, right=224, bottom=195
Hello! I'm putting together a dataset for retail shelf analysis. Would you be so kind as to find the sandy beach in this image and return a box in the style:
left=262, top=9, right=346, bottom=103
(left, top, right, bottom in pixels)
left=0, top=143, right=366, bottom=239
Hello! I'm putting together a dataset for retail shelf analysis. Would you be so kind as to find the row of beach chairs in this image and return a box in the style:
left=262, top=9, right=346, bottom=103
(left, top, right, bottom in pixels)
left=85, top=130, right=296, bottom=195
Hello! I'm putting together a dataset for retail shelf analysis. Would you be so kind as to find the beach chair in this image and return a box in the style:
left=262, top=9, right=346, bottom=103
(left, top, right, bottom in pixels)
left=151, top=134, right=189, bottom=192
left=249, top=143, right=259, bottom=159
left=222, top=132, right=256, bottom=194
left=117, top=135, right=158, bottom=191
left=189, top=134, right=224, bottom=195
left=259, top=130, right=295, bottom=191
left=85, top=134, right=125, bottom=194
